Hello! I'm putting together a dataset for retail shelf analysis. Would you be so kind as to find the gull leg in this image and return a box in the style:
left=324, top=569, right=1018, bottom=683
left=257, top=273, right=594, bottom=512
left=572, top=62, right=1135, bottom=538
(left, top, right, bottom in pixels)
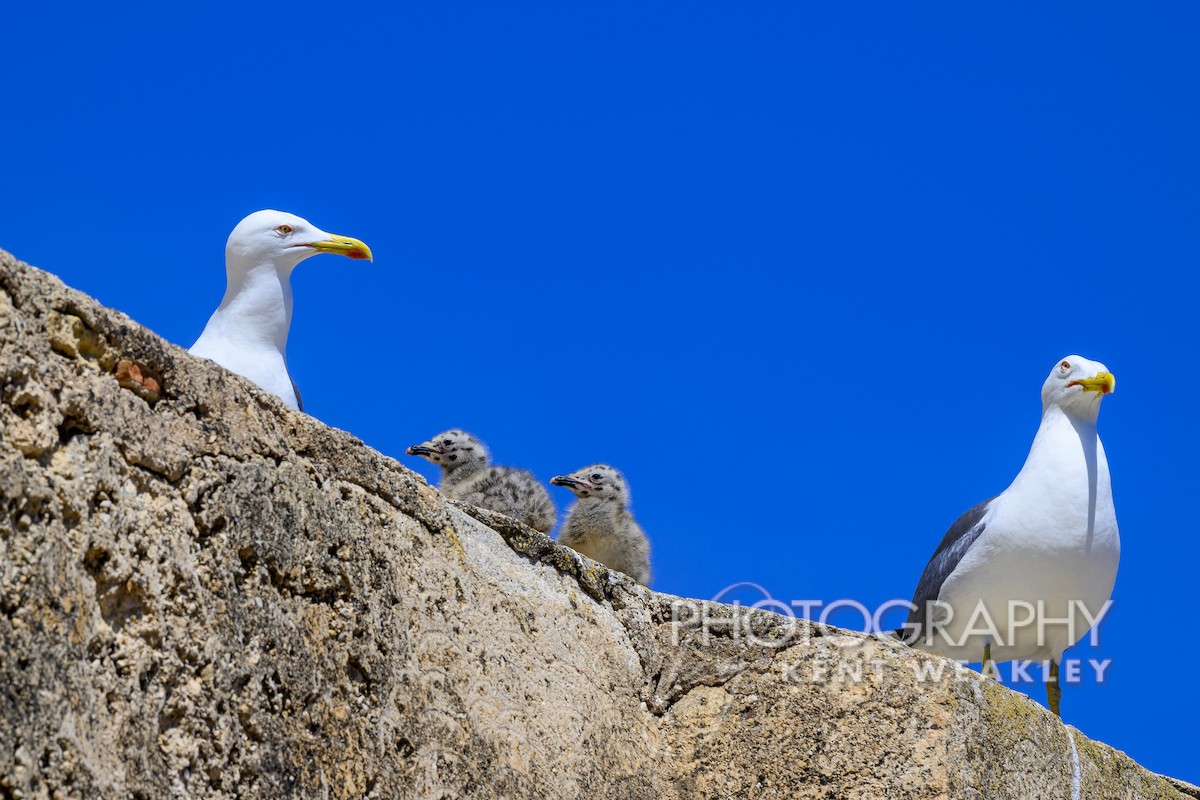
left=982, top=642, right=998, bottom=680
left=1047, top=659, right=1062, bottom=717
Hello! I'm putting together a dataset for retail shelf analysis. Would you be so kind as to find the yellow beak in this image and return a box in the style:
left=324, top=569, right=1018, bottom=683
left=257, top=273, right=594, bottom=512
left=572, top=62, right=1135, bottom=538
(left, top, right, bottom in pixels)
left=1068, top=372, right=1116, bottom=395
left=307, top=234, right=373, bottom=261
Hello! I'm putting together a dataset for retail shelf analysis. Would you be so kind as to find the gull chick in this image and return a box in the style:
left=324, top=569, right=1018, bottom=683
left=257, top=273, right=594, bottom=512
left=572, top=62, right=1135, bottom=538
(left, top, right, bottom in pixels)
left=189, top=210, right=372, bottom=411
left=551, top=464, right=650, bottom=585
left=406, top=429, right=555, bottom=533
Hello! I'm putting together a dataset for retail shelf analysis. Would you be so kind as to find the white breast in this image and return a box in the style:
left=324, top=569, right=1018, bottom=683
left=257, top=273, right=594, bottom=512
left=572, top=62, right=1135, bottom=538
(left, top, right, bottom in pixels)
left=925, top=407, right=1120, bottom=663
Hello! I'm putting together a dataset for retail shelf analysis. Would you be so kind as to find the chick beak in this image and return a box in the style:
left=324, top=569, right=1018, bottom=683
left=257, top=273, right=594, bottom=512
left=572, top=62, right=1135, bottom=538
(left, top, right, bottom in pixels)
left=550, top=475, right=585, bottom=489
left=1068, top=372, right=1117, bottom=395
left=406, top=444, right=441, bottom=457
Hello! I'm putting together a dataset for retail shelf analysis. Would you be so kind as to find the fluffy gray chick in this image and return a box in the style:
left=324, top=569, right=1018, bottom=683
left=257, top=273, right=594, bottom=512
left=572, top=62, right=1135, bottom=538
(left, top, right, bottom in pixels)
left=406, top=429, right=556, bottom=533
left=550, top=464, right=650, bottom=585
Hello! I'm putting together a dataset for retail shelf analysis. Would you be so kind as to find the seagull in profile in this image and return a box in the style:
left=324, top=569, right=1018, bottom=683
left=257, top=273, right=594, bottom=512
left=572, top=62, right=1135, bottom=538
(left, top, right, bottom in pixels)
left=551, top=464, right=651, bottom=586
left=899, top=355, right=1119, bottom=716
left=406, top=429, right=556, bottom=533
left=189, top=210, right=372, bottom=411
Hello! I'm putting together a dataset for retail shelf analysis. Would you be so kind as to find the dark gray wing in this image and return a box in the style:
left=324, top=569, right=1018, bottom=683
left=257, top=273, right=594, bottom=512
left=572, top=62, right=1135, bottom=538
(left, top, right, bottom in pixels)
left=899, top=496, right=996, bottom=644
left=290, top=378, right=303, bottom=412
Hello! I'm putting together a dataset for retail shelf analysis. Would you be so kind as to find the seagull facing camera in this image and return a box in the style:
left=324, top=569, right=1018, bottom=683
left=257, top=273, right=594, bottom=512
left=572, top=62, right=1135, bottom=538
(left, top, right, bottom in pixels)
left=189, top=209, right=372, bottom=412
left=1043, top=356, right=1116, bottom=414
left=899, top=354, right=1119, bottom=717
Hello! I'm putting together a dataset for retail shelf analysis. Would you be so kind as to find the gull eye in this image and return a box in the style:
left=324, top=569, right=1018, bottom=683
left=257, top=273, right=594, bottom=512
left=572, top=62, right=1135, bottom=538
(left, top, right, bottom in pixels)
left=276, top=224, right=293, bottom=235
left=443, top=439, right=452, bottom=446
left=591, top=473, right=602, bottom=481
left=1060, top=360, right=1071, bottom=372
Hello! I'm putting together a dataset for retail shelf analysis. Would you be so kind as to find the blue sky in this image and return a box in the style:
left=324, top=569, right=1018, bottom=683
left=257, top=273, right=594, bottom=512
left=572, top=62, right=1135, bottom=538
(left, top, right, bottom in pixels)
left=4, top=0, right=1198, bottom=784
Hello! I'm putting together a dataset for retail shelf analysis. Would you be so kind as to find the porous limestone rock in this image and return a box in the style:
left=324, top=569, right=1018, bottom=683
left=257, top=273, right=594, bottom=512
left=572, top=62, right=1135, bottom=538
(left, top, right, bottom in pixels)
left=1, top=247, right=1195, bottom=799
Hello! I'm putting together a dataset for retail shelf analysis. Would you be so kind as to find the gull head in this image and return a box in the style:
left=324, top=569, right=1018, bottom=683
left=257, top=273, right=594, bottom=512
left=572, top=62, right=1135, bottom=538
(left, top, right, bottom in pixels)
left=225, top=210, right=372, bottom=276
left=1041, top=354, right=1116, bottom=415
left=406, top=429, right=490, bottom=470
left=550, top=464, right=630, bottom=503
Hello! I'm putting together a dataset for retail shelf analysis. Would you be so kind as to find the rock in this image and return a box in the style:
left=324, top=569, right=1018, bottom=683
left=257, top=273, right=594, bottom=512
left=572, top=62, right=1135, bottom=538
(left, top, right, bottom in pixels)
left=114, top=359, right=162, bottom=403
left=46, top=309, right=116, bottom=370
left=0, top=246, right=1191, bottom=799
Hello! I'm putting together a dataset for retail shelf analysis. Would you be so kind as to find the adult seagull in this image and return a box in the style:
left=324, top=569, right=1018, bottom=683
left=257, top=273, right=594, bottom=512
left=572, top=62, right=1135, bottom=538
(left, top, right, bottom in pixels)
left=899, top=355, right=1119, bottom=716
left=189, top=210, right=372, bottom=411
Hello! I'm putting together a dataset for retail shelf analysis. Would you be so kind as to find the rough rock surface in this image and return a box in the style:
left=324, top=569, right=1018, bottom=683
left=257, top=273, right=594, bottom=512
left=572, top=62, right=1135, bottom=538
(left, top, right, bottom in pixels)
left=0, top=246, right=1194, bottom=800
